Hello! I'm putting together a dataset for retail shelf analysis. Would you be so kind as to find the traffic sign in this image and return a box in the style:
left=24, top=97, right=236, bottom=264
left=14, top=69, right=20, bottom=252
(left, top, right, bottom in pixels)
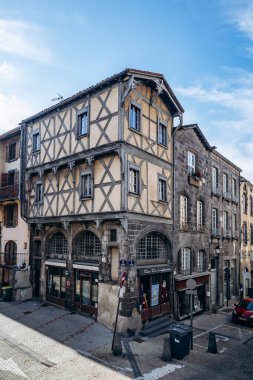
left=186, top=278, right=197, bottom=290
left=186, top=289, right=197, bottom=295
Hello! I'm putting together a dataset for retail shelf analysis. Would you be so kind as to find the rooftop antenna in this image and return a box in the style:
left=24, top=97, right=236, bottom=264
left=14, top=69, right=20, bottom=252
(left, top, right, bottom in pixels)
left=52, top=93, right=63, bottom=102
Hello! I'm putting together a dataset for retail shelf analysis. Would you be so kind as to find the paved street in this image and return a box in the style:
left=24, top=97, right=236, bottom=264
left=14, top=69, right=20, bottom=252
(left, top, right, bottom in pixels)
left=0, top=300, right=253, bottom=379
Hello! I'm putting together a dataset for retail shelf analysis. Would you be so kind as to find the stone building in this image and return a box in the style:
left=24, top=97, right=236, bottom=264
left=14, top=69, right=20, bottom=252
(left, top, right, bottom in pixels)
left=173, top=124, right=213, bottom=319
left=0, top=127, right=32, bottom=301
left=20, top=69, right=184, bottom=332
left=240, top=176, right=253, bottom=295
left=210, top=150, right=241, bottom=306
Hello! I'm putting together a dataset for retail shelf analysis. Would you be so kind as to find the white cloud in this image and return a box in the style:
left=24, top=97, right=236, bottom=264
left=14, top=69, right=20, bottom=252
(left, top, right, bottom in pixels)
left=0, top=61, right=16, bottom=80
left=0, top=93, right=35, bottom=133
left=0, top=19, right=52, bottom=64
left=229, top=1, right=253, bottom=41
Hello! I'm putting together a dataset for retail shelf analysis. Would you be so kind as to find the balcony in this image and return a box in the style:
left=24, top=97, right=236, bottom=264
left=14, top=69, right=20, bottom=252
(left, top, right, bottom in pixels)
left=212, top=185, right=221, bottom=197
left=0, top=252, right=28, bottom=267
left=0, top=172, right=19, bottom=201
left=212, top=227, right=220, bottom=237
left=231, top=194, right=239, bottom=204
left=222, top=191, right=231, bottom=201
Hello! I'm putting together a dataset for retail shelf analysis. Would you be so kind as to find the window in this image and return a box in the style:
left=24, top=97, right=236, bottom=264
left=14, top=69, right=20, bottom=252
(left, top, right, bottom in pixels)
left=77, top=107, right=89, bottom=137
left=109, top=229, right=117, bottom=242
left=188, top=151, right=195, bottom=176
left=223, top=173, right=228, bottom=194
left=181, top=248, right=191, bottom=274
left=74, top=231, right=102, bottom=260
left=197, top=250, right=204, bottom=272
left=129, top=102, right=141, bottom=131
left=129, top=165, right=140, bottom=195
left=250, top=196, right=253, bottom=216
left=32, top=131, right=40, bottom=152
left=8, top=171, right=15, bottom=186
left=212, top=208, right=218, bottom=234
left=35, top=183, right=43, bottom=204
left=180, top=195, right=188, bottom=228
left=7, top=142, right=17, bottom=162
left=197, top=200, right=203, bottom=229
left=243, top=222, right=248, bottom=244
left=137, top=232, right=168, bottom=261
left=158, top=177, right=167, bottom=202
left=4, top=203, right=18, bottom=227
left=232, top=178, right=237, bottom=197
left=242, top=193, right=247, bottom=214
left=80, top=171, right=92, bottom=198
left=158, top=121, right=167, bottom=146
left=250, top=224, right=253, bottom=245
left=212, top=167, right=218, bottom=191
left=223, top=211, right=228, bottom=235
left=48, top=232, right=68, bottom=257
left=232, top=214, right=237, bottom=236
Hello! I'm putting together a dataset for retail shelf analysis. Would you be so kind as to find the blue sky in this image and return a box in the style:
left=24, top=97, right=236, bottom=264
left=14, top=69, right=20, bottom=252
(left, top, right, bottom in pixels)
left=0, top=0, right=253, bottom=179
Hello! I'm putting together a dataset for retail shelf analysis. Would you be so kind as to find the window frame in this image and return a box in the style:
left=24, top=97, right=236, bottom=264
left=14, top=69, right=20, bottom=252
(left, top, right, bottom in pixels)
left=188, top=151, right=196, bottom=176
left=232, top=177, right=237, bottom=197
left=76, top=107, right=89, bottom=138
left=32, top=130, right=40, bottom=153
left=129, top=163, right=141, bottom=195
left=8, top=142, right=17, bottom=162
left=212, top=208, right=218, bottom=232
left=197, top=200, right=203, bottom=229
left=129, top=100, right=141, bottom=132
left=157, top=119, right=168, bottom=147
left=4, top=203, right=18, bottom=228
left=79, top=169, right=93, bottom=199
left=35, top=182, right=43, bottom=204
left=181, top=248, right=191, bottom=273
left=180, top=195, right=188, bottom=228
left=212, top=166, right=218, bottom=190
left=158, top=175, right=167, bottom=202
left=197, top=250, right=204, bottom=272
left=223, top=173, right=229, bottom=193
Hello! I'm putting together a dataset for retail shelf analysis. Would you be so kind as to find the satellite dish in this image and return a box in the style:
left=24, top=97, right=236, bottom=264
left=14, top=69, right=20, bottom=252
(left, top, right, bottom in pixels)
left=52, top=93, right=63, bottom=102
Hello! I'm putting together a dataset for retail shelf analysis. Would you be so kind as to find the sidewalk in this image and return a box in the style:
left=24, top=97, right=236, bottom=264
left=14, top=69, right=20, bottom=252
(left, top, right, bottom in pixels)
left=0, top=299, right=253, bottom=379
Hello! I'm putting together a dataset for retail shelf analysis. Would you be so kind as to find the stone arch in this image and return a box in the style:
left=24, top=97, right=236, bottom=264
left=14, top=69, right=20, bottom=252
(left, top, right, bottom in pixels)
left=72, top=229, right=102, bottom=262
left=46, top=230, right=68, bottom=260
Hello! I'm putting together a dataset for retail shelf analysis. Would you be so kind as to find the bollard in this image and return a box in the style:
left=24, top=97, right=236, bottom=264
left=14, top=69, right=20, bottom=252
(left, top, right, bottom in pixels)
left=112, top=332, right=122, bottom=356
left=207, top=331, right=217, bottom=354
left=161, top=337, right=172, bottom=362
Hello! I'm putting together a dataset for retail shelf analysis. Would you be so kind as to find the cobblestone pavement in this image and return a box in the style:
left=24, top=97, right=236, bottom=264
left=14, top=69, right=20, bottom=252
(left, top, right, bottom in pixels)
left=0, top=300, right=253, bottom=379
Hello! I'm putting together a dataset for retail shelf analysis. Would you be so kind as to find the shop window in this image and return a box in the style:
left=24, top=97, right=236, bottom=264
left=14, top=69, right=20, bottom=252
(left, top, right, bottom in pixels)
left=178, top=285, right=205, bottom=319
left=137, top=232, right=168, bottom=263
left=47, top=267, right=66, bottom=299
left=74, top=231, right=102, bottom=261
left=129, top=102, right=141, bottom=132
left=4, top=203, right=18, bottom=227
left=47, top=232, right=68, bottom=259
left=75, top=271, right=98, bottom=307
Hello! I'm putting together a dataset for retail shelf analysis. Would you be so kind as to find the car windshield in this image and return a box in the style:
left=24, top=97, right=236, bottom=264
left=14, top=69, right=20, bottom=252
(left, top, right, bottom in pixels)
left=237, top=300, right=253, bottom=311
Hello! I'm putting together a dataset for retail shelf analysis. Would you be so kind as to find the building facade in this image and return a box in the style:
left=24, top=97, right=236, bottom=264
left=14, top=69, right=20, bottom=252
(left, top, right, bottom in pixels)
left=210, top=150, right=241, bottom=306
left=20, top=69, right=184, bottom=331
left=173, top=124, right=212, bottom=319
left=0, top=128, right=32, bottom=301
left=240, top=176, right=253, bottom=295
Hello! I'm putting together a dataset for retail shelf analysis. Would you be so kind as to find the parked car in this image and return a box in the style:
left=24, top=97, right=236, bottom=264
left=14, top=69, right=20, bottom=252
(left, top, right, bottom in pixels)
left=232, top=298, right=253, bottom=326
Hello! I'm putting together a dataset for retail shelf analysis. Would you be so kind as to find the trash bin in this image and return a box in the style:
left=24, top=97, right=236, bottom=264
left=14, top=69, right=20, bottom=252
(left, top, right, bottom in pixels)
left=177, top=324, right=193, bottom=351
left=1, top=286, right=13, bottom=301
left=169, top=326, right=189, bottom=360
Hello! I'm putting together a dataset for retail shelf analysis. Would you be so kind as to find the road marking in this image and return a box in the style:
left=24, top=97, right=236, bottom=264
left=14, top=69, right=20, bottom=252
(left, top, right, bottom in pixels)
left=193, top=324, right=225, bottom=339
left=135, top=363, right=184, bottom=380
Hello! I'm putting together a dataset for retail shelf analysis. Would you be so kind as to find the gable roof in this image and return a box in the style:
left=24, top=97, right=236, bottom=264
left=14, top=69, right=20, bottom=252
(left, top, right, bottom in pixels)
left=21, top=68, right=184, bottom=124
left=174, top=123, right=213, bottom=151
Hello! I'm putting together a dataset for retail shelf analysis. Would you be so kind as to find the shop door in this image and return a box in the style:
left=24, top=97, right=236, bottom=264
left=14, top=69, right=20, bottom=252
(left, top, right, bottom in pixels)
left=46, top=267, right=66, bottom=307
left=74, top=271, right=98, bottom=317
left=140, top=273, right=171, bottom=321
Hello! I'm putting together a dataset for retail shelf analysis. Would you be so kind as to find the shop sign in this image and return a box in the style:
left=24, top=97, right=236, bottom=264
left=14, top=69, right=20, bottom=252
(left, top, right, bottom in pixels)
left=139, top=266, right=171, bottom=276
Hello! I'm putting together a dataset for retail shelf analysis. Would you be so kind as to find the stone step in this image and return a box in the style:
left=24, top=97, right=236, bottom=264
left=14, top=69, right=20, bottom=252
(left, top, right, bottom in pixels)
left=140, top=315, right=174, bottom=337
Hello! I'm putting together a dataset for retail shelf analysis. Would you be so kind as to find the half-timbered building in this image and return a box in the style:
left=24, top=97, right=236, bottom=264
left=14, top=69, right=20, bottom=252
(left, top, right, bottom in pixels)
left=20, top=69, right=184, bottom=331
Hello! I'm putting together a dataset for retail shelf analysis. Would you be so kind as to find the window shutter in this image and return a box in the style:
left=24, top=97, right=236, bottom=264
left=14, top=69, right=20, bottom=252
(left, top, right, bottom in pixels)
left=14, top=204, right=18, bottom=227
left=3, top=205, right=7, bottom=226
left=191, top=250, right=195, bottom=273
left=16, top=141, right=20, bottom=158
left=1, top=173, right=8, bottom=187
left=5, top=145, right=9, bottom=162
left=14, top=171, right=19, bottom=185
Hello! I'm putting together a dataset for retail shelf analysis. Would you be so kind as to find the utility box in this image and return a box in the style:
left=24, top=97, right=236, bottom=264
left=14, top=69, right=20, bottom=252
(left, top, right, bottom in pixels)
left=1, top=286, right=13, bottom=301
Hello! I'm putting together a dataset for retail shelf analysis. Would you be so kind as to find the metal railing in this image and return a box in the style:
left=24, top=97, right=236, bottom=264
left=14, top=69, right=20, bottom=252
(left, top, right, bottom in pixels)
left=0, top=252, right=28, bottom=266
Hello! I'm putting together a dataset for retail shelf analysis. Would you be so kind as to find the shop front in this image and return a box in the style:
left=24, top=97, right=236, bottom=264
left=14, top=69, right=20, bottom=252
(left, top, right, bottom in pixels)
left=73, top=264, right=98, bottom=317
left=175, top=275, right=209, bottom=320
left=46, top=261, right=66, bottom=307
left=138, top=266, right=173, bottom=322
